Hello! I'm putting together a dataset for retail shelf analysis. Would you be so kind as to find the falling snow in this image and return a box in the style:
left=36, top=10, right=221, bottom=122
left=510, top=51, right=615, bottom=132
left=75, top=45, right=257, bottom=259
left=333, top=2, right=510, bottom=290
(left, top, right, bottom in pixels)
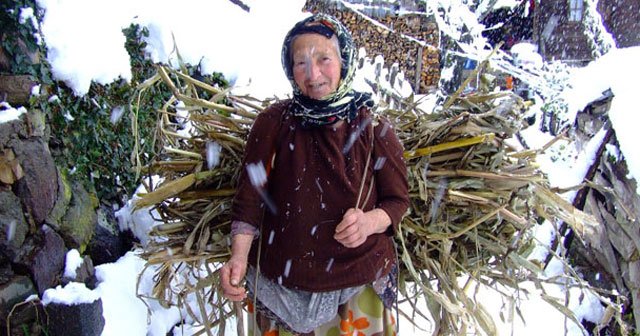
left=315, top=178, right=323, bottom=192
left=246, top=162, right=267, bottom=187
left=343, top=117, right=373, bottom=154
left=109, top=106, right=125, bottom=125
left=379, top=122, right=390, bottom=137
left=430, top=179, right=448, bottom=223
left=284, top=259, right=292, bottom=278
left=325, top=258, right=334, bottom=273
left=6, top=220, right=17, bottom=242
left=268, top=230, right=275, bottom=245
left=206, top=141, right=222, bottom=170
left=373, top=156, right=387, bottom=170
left=8, top=0, right=639, bottom=335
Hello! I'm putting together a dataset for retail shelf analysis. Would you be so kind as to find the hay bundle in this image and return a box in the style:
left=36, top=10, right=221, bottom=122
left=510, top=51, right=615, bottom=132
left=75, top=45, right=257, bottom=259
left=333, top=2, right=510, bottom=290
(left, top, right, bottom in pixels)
left=132, top=65, right=599, bottom=335
left=388, top=92, right=546, bottom=333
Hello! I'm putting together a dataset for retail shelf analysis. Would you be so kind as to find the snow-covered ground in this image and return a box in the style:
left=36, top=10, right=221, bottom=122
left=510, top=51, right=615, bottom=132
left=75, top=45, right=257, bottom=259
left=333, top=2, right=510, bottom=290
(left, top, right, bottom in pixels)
left=2, top=0, right=639, bottom=335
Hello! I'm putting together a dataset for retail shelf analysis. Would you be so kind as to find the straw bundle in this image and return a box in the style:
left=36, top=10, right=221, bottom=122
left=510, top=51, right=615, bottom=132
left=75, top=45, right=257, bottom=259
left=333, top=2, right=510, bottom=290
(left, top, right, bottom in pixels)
left=389, top=92, right=546, bottom=334
left=131, top=65, right=607, bottom=335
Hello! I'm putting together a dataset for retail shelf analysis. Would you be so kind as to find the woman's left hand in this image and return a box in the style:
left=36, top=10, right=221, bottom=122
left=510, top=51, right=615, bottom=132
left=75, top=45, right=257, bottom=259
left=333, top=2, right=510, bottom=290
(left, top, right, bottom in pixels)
left=334, top=208, right=391, bottom=248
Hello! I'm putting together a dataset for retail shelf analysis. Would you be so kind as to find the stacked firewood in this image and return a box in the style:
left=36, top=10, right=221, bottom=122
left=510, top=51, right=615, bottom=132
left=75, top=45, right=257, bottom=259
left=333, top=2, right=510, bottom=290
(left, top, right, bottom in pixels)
left=304, top=0, right=441, bottom=93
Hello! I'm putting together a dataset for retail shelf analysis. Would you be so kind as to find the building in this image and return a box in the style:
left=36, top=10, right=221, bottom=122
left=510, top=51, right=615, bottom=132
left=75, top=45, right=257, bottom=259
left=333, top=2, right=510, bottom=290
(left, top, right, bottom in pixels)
left=597, top=0, right=640, bottom=48
left=536, top=0, right=640, bottom=63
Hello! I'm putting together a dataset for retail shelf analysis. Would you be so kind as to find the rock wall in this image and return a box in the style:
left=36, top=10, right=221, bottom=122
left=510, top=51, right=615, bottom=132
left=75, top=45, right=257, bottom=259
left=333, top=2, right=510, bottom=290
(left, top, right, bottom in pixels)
left=0, top=104, right=130, bottom=334
left=1, top=8, right=142, bottom=332
left=304, top=0, right=440, bottom=93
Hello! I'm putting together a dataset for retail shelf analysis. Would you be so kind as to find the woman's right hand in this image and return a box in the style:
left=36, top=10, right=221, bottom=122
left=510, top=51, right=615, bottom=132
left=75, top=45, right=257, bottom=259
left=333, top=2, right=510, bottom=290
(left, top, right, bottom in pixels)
left=220, top=257, right=248, bottom=301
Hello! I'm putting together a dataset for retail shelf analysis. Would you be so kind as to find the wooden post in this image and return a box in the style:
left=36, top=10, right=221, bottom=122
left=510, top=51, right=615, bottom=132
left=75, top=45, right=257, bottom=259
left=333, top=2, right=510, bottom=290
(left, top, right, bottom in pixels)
left=415, top=46, right=423, bottom=94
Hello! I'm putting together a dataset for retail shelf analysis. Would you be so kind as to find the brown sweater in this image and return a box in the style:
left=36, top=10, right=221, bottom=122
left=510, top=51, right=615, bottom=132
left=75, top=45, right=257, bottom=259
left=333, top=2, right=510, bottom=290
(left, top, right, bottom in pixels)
left=231, top=100, right=409, bottom=292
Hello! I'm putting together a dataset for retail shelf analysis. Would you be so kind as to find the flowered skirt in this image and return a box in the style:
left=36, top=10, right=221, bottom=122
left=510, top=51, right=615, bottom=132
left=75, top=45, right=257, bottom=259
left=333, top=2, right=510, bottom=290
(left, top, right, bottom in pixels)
left=246, top=285, right=397, bottom=336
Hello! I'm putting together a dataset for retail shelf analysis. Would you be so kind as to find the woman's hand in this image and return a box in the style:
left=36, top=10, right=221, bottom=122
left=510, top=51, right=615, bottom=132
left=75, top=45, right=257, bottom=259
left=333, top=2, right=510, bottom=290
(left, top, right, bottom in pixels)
left=334, top=208, right=391, bottom=248
left=220, top=257, right=248, bottom=301
left=220, top=233, right=253, bottom=301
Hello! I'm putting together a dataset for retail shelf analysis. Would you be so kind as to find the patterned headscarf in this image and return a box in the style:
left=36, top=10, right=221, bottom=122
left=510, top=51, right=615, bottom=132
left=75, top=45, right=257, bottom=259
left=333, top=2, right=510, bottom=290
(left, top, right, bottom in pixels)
left=281, top=13, right=373, bottom=128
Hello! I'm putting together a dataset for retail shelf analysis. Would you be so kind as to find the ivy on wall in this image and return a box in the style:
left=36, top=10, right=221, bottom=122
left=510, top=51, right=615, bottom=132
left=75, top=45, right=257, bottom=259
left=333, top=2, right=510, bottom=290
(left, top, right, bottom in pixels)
left=1, top=1, right=228, bottom=204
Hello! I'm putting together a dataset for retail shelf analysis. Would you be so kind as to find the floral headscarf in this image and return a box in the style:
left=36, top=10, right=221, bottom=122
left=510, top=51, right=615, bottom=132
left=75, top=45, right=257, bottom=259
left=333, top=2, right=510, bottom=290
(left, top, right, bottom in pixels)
left=281, top=13, right=373, bottom=128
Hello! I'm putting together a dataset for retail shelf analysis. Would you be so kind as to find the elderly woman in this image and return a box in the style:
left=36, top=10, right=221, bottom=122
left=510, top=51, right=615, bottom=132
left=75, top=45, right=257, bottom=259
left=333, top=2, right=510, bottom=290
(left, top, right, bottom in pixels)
left=221, top=13, right=409, bottom=336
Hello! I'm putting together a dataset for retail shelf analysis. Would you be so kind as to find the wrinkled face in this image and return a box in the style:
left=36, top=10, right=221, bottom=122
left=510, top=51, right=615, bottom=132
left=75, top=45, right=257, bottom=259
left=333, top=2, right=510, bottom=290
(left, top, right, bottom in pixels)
left=291, top=33, right=342, bottom=100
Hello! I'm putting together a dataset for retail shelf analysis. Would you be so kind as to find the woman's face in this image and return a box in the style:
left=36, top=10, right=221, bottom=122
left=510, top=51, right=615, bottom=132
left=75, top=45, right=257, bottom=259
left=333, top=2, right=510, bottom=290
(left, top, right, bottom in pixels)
left=291, top=33, right=342, bottom=100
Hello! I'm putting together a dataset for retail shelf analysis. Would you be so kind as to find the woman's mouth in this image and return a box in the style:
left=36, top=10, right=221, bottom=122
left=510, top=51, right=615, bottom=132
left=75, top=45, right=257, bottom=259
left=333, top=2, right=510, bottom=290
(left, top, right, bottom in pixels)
left=306, top=82, right=329, bottom=97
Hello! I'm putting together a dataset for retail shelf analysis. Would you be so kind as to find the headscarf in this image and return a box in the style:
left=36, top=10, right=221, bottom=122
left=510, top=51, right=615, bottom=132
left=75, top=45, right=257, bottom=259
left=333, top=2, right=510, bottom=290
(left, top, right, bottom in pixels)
left=281, top=13, right=374, bottom=128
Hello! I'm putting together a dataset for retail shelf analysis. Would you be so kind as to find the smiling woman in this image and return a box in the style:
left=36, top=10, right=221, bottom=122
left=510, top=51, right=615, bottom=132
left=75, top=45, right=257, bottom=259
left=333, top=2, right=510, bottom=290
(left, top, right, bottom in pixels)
left=291, top=33, right=341, bottom=99
left=220, top=13, right=410, bottom=336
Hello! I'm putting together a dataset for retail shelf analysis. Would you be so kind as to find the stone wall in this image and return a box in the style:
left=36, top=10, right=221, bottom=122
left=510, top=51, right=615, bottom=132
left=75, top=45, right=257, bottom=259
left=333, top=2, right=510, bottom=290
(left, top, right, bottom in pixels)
left=304, top=0, right=440, bottom=93
left=0, top=102, right=131, bottom=334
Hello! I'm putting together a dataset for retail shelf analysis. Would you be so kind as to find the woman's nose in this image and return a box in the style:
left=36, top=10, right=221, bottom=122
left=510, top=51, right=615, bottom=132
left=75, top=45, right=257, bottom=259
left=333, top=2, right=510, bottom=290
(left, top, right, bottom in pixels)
left=306, top=61, right=321, bottom=80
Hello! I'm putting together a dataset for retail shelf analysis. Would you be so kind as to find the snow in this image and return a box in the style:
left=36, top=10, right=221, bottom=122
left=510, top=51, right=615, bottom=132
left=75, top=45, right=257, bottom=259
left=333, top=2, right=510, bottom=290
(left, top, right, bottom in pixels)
left=101, top=251, right=198, bottom=335
left=35, top=0, right=133, bottom=96
left=18, top=7, right=36, bottom=26
left=0, top=102, right=27, bottom=123
left=35, top=0, right=306, bottom=98
left=110, top=106, right=125, bottom=125
left=429, top=0, right=487, bottom=50
left=42, top=281, right=101, bottom=305
left=64, top=249, right=84, bottom=278
left=582, top=0, right=615, bottom=57
left=565, top=47, right=640, bottom=193
left=31, top=84, right=41, bottom=96
left=19, top=6, right=42, bottom=44
left=5, top=220, right=17, bottom=242
left=511, top=42, right=544, bottom=70
left=475, top=0, right=520, bottom=13
left=513, top=44, right=640, bottom=194
left=114, top=178, right=163, bottom=247
left=528, top=125, right=608, bottom=202
left=6, top=0, right=640, bottom=335
left=206, top=141, right=222, bottom=170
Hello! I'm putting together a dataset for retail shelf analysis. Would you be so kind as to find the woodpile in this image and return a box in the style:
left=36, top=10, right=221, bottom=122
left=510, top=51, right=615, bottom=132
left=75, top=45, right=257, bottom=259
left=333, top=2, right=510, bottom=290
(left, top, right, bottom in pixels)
left=304, top=0, right=440, bottom=94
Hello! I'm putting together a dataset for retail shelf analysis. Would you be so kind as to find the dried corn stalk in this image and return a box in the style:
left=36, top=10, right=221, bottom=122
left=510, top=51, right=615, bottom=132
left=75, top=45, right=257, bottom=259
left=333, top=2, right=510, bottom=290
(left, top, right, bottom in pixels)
left=131, top=64, right=622, bottom=335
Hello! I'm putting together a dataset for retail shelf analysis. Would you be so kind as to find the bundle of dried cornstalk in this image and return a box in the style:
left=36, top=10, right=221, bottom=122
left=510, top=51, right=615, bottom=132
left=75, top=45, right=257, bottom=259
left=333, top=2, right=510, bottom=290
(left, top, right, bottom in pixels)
left=131, top=64, right=617, bottom=335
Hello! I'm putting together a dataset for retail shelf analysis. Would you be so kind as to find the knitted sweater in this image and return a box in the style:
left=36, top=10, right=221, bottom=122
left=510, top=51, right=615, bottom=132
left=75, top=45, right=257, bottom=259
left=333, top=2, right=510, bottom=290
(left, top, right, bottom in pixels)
left=231, top=100, right=409, bottom=291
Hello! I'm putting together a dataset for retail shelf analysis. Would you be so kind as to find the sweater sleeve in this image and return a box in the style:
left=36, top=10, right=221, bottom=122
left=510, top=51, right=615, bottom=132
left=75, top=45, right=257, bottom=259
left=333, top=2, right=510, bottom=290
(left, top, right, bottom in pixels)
left=372, top=116, right=410, bottom=234
left=230, top=103, right=286, bottom=228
